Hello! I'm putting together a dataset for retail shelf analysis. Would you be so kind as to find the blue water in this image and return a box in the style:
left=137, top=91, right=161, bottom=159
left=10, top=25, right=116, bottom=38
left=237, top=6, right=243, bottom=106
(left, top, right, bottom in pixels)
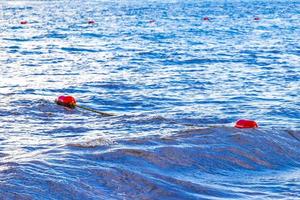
left=0, top=0, right=300, bottom=199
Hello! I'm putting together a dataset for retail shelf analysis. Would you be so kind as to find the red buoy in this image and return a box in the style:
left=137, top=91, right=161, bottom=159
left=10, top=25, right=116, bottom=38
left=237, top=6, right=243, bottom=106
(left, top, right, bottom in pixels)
left=55, top=95, right=77, bottom=108
left=20, top=20, right=28, bottom=25
left=254, top=17, right=260, bottom=21
left=88, top=20, right=95, bottom=24
left=235, top=119, right=258, bottom=129
left=203, top=17, right=210, bottom=21
left=54, top=96, right=115, bottom=116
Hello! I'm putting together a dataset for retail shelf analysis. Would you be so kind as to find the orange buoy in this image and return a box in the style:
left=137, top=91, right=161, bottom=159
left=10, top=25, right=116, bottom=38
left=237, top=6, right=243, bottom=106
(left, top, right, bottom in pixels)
left=235, top=119, right=258, bottom=129
left=55, top=95, right=77, bottom=109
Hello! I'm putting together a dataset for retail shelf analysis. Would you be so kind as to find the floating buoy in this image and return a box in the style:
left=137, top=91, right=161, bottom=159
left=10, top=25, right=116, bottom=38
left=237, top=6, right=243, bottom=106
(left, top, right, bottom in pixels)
left=254, top=17, right=260, bottom=21
left=88, top=20, right=96, bottom=24
left=55, top=95, right=114, bottom=116
left=20, top=20, right=28, bottom=25
left=203, top=17, right=210, bottom=21
left=235, top=119, right=258, bottom=129
left=55, top=95, right=77, bottom=108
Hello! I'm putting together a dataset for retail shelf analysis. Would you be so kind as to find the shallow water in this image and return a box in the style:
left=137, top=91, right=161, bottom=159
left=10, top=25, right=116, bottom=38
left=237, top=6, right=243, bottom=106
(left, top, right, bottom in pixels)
left=0, top=0, right=300, bottom=199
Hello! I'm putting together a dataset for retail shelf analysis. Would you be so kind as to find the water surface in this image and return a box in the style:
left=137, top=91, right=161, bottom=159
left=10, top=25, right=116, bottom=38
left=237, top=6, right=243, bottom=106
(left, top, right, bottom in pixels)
left=0, top=0, right=299, bottom=199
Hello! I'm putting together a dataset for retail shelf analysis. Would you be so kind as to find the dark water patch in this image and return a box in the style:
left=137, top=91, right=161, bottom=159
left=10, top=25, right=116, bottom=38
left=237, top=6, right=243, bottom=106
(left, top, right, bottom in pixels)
left=174, top=117, right=234, bottom=127
left=20, top=50, right=44, bottom=55
left=147, top=172, right=241, bottom=199
left=267, top=107, right=300, bottom=119
left=163, top=58, right=242, bottom=66
left=286, top=130, right=300, bottom=142
left=138, top=51, right=168, bottom=59
left=83, top=81, right=141, bottom=91
left=3, top=37, right=31, bottom=42
left=44, top=126, right=91, bottom=136
left=7, top=45, right=20, bottom=49
left=46, top=88, right=91, bottom=94
left=61, top=47, right=99, bottom=53
left=46, top=32, right=68, bottom=39
left=141, top=33, right=176, bottom=42
left=81, top=33, right=112, bottom=38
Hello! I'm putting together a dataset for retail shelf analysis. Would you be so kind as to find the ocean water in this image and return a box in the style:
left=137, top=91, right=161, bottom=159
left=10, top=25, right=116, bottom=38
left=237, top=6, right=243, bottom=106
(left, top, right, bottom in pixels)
left=0, top=0, right=300, bottom=199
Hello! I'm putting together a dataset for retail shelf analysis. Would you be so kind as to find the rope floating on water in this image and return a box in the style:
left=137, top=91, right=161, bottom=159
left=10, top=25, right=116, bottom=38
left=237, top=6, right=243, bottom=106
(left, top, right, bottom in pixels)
left=76, top=105, right=114, bottom=116
left=55, top=95, right=259, bottom=128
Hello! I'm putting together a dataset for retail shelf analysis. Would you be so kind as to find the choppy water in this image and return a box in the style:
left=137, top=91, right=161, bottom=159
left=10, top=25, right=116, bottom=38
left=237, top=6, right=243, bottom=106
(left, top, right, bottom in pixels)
left=0, top=0, right=300, bottom=199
